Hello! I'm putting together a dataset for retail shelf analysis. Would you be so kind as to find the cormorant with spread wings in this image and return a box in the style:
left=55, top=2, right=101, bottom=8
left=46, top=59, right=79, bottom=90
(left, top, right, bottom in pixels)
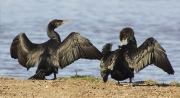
left=100, top=27, right=174, bottom=84
left=10, top=19, right=101, bottom=80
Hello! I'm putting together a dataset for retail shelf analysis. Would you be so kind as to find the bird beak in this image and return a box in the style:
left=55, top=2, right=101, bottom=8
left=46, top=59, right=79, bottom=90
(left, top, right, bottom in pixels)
left=120, top=40, right=125, bottom=46
left=120, top=37, right=127, bottom=46
left=62, top=20, right=70, bottom=24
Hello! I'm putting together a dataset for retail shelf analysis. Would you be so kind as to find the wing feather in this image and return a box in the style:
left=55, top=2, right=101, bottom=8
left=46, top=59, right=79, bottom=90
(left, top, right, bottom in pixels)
left=52, top=32, right=101, bottom=68
left=124, top=37, right=174, bottom=74
left=10, top=33, right=46, bottom=69
left=100, top=43, right=120, bottom=82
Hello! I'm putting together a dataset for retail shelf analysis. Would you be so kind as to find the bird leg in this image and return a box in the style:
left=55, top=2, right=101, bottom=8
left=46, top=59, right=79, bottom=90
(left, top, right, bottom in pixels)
left=129, top=78, right=132, bottom=83
left=53, top=72, right=57, bottom=80
left=129, top=77, right=137, bottom=86
left=117, top=81, right=123, bottom=86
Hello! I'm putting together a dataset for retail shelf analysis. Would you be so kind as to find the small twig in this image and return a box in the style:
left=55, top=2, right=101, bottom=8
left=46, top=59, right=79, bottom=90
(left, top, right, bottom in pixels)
left=75, top=70, right=78, bottom=76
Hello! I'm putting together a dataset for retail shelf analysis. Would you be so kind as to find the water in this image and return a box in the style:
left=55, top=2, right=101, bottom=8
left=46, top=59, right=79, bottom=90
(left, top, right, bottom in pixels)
left=0, top=0, right=180, bottom=83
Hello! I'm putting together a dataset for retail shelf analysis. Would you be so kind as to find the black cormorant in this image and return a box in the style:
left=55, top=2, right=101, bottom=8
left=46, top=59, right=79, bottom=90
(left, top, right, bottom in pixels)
left=100, top=27, right=174, bottom=84
left=10, top=19, right=101, bottom=80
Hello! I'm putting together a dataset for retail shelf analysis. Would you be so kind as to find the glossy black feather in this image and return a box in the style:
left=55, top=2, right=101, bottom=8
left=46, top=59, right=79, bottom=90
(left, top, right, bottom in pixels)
left=100, top=43, right=115, bottom=82
left=51, top=32, right=101, bottom=68
left=100, top=27, right=174, bottom=83
left=123, top=37, right=174, bottom=74
left=100, top=44, right=134, bottom=83
left=10, top=33, right=46, bottom=69
left=10, top=19, right=101, bottom=80
left=28, top=71, right=46, bottom=80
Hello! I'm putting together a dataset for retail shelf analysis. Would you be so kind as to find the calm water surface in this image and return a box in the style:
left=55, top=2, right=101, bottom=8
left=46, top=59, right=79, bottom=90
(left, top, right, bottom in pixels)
left=0, top=0, right=180, bottom=83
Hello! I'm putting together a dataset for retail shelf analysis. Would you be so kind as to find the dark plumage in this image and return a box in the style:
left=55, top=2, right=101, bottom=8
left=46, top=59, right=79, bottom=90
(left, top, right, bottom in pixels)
left=100, top=43, right=134, bottom=84
left=10, top=19, right=101, bottom=80
left=100, top=27, right=174, bottom=84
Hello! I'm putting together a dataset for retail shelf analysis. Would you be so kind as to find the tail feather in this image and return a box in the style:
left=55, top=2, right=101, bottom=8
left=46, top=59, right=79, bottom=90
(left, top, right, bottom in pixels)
left=28, top=71, right=46, bottom=80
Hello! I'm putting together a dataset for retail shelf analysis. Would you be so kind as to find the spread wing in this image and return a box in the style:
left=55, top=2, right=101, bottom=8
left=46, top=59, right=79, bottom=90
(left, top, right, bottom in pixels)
left=10, top=33, right=46, bottom=69
left=124, top=37, right=174, bottom=74
left=100, top=43, right=120, bottom=82
left=100, top=44, right=119, bottom=70
left=51, top=32, right=102, bottom=68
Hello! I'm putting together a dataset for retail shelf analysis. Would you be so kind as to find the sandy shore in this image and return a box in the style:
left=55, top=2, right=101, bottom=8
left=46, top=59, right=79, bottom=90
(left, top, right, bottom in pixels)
left=0, top=77, right=180, bottom=98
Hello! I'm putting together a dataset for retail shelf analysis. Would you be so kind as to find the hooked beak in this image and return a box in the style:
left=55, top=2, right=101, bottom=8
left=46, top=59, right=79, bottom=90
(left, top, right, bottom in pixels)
left=62, top=20, right=70, bottom=24
left=55, top=20, right=70, bottom=27
left=120, top=37, right=127, bottom=46
left=120, top=40, right=125, bottom=46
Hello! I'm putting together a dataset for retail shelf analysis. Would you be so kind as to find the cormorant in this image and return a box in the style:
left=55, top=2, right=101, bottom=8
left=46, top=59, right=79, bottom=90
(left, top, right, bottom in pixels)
left=10, top=19, right=101, bottom=80
left=100, top=27, right=174, bottom=84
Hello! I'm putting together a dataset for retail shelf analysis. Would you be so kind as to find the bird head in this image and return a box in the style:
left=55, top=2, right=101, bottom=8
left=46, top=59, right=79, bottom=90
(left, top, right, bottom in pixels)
left=119, top=27, right=134, bottom=46
left=48, top=19, right=70, bottom=30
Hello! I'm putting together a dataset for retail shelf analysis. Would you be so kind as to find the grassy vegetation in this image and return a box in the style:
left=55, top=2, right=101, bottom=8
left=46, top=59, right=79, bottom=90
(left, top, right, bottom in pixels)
left=58, top=75, right=103, bottom=82
left=71, top=75, right=102, bottom=82
left=169, top=81, right=180, bottom=86
left=144, top=79, right=158, bottom=84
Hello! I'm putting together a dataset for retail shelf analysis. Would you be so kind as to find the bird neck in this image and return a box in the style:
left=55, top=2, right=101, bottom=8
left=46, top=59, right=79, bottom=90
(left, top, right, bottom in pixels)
left=127, top=37, right=137, bottom=48
left=46, top=27, right=61, bottom=42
